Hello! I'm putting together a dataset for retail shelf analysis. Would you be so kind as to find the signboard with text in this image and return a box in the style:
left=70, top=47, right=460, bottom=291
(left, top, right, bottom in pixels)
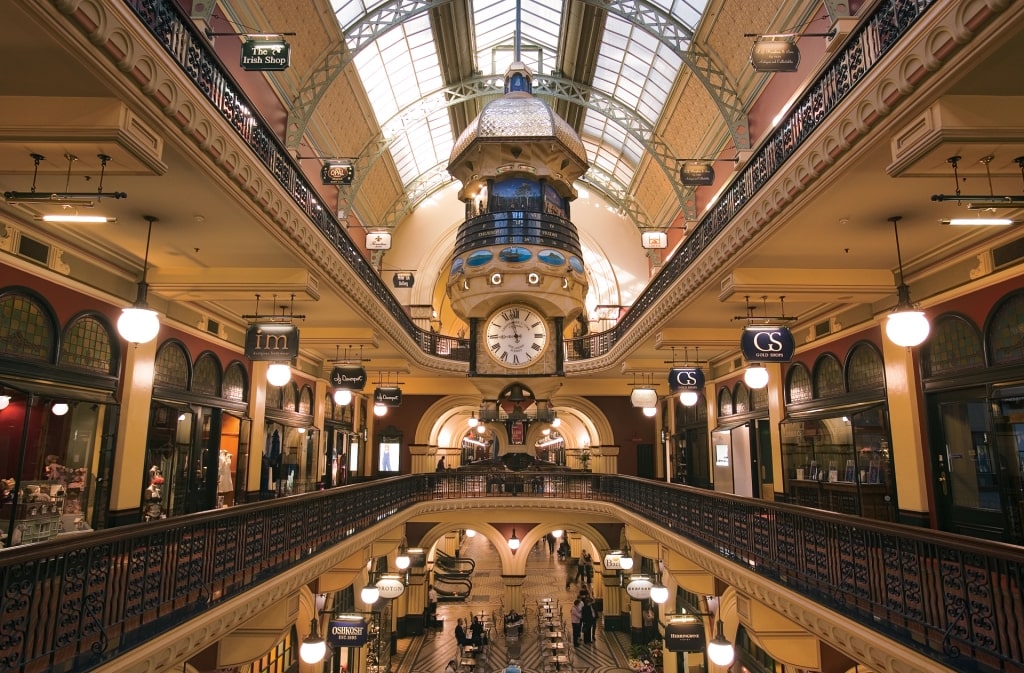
left=750, top=39, right=800, bottom=72
left=241, top=39, right=290, bottom=71
left=664, top=616, right=706, bottom=652
left=244, top=323, right=299, bottom=361
left=739, top=325, right=795, bottom=362
left=327, top=617, right=368, bottom=647
left=668, top=367, right=704, bottom=392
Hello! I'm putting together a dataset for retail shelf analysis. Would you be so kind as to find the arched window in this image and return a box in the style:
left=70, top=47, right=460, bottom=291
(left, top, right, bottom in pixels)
left=733, top=383, right=750, bottom=414
left=154, top=342, right=190, bottom=389
left=60, top=313, right=117, bottom=374
left=813, top=354, right=844, bottom=398
left=0, top=290, right=55, bottom=362
left=717, top=387, right=734, bottom=417
left=192, top=352, right=222, bottom=396
left=923, top=314, right=984, bottom=377
left=223, top=362, right=248, bottom=401
left=786, top=363, right=812, bottom=404
left=987, top=292, right=1024, bottom=366
left=847, top=342, right=885, bottom=392
left=298, top=386, right=313, bottom=415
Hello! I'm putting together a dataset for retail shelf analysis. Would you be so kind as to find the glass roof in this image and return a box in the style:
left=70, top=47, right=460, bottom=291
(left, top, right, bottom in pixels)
left=331, top=0, right=709, bottom=214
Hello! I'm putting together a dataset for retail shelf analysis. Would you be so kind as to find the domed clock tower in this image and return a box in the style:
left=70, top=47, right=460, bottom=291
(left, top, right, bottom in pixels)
left=445, top=60, right=590, bottom=388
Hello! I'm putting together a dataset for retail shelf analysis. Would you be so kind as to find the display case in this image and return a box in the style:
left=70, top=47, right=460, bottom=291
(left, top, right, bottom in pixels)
left=8, top=480, right=65, bottom=545
left=780, top=406, right=896, bottom=521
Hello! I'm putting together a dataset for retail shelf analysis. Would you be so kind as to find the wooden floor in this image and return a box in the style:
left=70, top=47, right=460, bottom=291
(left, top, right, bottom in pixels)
left=394, top=534, right=636, bottom=673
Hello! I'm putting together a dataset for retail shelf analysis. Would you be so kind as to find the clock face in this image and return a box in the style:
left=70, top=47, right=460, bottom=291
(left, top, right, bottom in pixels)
left=485, top=305, right=548, bottom=368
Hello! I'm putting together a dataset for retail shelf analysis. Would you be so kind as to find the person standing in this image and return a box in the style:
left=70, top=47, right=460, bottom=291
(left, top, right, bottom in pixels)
left=428, top=584, right=439, bottom=624
left=455, top=618, right=469, bottom=647
left=570, top=599, right=583, bottom=646
left=470, top=615, right=486, bottom=647
left=437, top=456, right=446, bottom=471
left=581, top=597, right=597, bottom=644
left=546, top=532, right=556, bottom=554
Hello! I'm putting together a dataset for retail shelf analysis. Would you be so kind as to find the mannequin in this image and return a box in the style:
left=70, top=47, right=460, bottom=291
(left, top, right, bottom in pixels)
left=218, top=450, right=233, bottom=506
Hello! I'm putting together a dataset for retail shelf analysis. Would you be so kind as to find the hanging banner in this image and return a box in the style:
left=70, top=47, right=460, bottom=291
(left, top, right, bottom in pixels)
left=366, top=232, right=392, bottom=250
left=240, top=39, right=290, bottom=71
left=668, top=367, right=704, bottom=392
left=321, top=161, right=354, bottom=185
left=393, top=272, right=415, bottom=288
left=327, top=617, right=368, bottom=647
left=664, top=616, right=706, bottom=652
left=331, top=365, right=368, bottom=391
left=245, top=323, right=299, bottom=361
left=740, top=325, right=795, bottom=362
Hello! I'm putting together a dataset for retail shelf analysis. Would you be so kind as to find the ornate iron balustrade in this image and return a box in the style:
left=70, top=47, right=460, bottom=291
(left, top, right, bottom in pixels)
left=1, top=474, right=1021, bottom=673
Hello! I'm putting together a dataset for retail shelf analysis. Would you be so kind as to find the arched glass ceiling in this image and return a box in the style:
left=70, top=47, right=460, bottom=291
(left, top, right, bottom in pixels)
left=331, top=0, right=709, bottom=204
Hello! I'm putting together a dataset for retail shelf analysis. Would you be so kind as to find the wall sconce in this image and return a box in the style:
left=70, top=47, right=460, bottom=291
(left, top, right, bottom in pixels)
left=508, top=528, right=520, bottom=551
left=266, top=362, right=292, bottom=387
left=743, top=363, right=769, bottom=389
left=884, top=216, right=930, bottom=347
left=299, top=617, right=327, bottom=664
left=117, top=215, right=161, bottom=345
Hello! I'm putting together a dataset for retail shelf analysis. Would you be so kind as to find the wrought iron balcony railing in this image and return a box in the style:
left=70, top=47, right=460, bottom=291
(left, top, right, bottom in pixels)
left=1, top=474, right=1021, bottom=673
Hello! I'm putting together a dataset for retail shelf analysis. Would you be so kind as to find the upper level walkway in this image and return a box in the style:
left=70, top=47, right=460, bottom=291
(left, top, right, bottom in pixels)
left=1, top=474, right=1022, bottom=673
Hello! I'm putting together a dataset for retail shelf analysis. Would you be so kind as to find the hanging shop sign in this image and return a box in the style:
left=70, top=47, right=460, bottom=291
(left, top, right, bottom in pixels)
left=331, top=365, right=368, bottom=391
left=625, top=575, right=653, bottom=601
left=393, top=272, right=415, bottom=288
left=679, top=161, right=715, bottom=186
left=244, top=323, right=299, bottom=361
left=327, top=616, right=368, bottom=647
left=641, top=231, right=667, bottom=249
left=240, top=38, right=290, bottom=71
left=668, top=367, right=704, bottom=392
left=366, top=231, right=392, bottom=250
left=375, top=574, right=407, bottom=599
left=750, top=39, right=800, bottom=72
left=321, top=160, right=354, bottom=185
left=739, top=325, right=795, bottom=362
left=374, top=386, right=403, bottom=407
left=664, top=616, right=706, bottom=652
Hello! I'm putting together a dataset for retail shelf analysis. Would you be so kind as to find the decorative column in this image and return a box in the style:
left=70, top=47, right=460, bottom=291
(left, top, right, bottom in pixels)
left=601, top=569, right=627, bottom=631
left=502, top=574, right=527, bottom=612
left=881, top=337, right=929, bottom=524
left=109, top=338, right=158, bottom=525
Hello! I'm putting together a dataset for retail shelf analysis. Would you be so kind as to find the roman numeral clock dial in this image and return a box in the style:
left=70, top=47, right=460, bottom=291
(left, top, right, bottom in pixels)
left=484, top=304, right=549, bottom=369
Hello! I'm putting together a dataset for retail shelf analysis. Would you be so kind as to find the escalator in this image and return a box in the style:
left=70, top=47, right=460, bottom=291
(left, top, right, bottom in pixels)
left=436, top=550, right=476, bottom=574
left=433, top=573, right=473, bottom=600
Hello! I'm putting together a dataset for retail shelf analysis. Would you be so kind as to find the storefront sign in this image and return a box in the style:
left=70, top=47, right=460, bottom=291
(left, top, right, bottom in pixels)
left=679, top=161, right=715, bottom=186
left=366, top=232, right=392, bottom=250
left=393, top=272, right=415, bottom=288
left=375, top=574, right=406, bottom=599
left=740, top=325, right=795, bottom=362
left=331, top=365, right=367, bottom=391
left=641, top=231, right=667, bottom=249
left=625, top=575, right=653, bottom=600
left=750, top=39, right=800, bottom=72
left=668, top=367, right=704, bottom=392
left=374, top=386, right=402, bottom=407
left=241, top=39, right=290, bottom=71
left=321, top=161, right=354, bottom=185
left=327, top=617, right=368, bottom=647
left=245, top=323, right=299, bottom=361
left=664, top=616, right=706, bottom=652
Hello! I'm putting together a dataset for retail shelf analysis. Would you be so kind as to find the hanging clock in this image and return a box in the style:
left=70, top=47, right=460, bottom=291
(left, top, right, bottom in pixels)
left=484, top=304, right=549, bottom=368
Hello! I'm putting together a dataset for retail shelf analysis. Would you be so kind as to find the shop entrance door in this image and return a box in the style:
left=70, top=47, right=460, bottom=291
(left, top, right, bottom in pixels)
left=929, top=389, right=1015, bottom=541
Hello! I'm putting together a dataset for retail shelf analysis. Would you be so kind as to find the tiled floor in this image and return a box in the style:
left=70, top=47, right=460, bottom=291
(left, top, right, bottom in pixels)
left=394, top=535, right=635, bottom=673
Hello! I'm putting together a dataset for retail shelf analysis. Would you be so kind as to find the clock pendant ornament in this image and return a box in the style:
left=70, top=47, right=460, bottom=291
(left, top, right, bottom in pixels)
left=485, top=304, right=548, bottom=369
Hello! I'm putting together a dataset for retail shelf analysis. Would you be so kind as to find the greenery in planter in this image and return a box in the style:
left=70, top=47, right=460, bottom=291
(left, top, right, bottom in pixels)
left=628, top=639, right=663, bottom=672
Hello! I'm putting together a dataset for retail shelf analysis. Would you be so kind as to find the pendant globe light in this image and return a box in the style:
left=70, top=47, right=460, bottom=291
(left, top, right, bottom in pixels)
left=744, top=363, right=769, bottom=389
left=266, top=363, right=292, bottom=387
left=117, top=215, right=161, bottom=344
left=884, top=216, right=930, bottom=347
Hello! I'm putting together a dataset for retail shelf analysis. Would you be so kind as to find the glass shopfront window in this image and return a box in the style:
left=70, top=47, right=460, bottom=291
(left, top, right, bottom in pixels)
left=1, top=392, right=111, bottom=546
left=780, top=406, right=897, bottom=521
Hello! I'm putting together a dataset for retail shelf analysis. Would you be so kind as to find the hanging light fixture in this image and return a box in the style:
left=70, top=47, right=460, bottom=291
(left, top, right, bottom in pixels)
left=266, top=363, right=292, bottom=387
left=679, top=390, right=699, bottom=406
left=334, top=389, right=353, bottom=405
left=465, top=529, right=476, bottom=537
left=649, top=579, right=669, bottom=604
left=51, top=401, right=70, bottom=416
left=884, top=216, right=930, bottom=347
left=468, top=414, right=478, bottom=426
left=508, top=528, right=520, bottom=551
left=117, top=215, right=161, bottom=344
left=299, top=617, right=328, bottom=664
left=706, top=620, right=735, bottom=666
left=744, top=363, right=769, bottom=389
left=395, top=545, right=411, bottom=570
left=0, top=394, right=10, bottom=410
left=373, top=402, right=388, bottom=416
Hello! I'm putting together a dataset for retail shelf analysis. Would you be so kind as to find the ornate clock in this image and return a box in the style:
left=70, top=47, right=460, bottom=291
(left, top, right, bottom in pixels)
left=484, top=304, right=549, bottom=368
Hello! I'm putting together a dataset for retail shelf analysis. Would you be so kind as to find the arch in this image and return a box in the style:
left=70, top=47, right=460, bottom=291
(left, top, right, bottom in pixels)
left=60, top=310, right=119, bottom=376
left=192, top=351, right=223, bottom=396
left=786, top=362, right=812, bottom=405
left=717, top=386, right=734, bottom=417
left=299, top=385, right=314, bottom=415
left=223, top=361, right=249, bottom=402
left=0, top=286, right=59, bottom=363
left=154, top=340, right=191, bottom=390
left=986, top=289, right=1024, bottom=366
left=732, top=382, right=750, bottom=415
left=845, top=341, right=885, bottom=392
left=812, top=353, right=844, bottom=398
